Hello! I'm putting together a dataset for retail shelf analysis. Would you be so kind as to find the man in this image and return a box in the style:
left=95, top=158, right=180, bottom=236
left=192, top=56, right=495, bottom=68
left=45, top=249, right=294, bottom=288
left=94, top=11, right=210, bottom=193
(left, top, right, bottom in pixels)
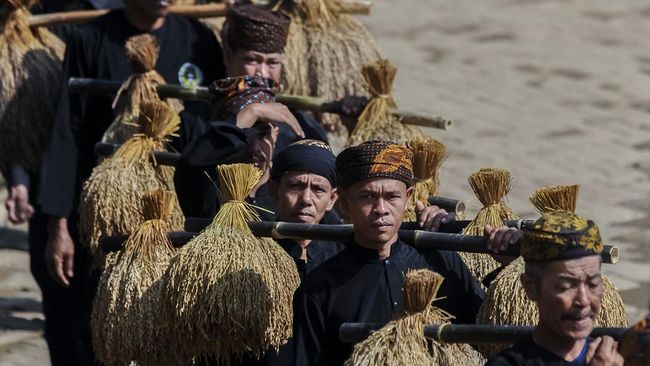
left=485, top=211, right=624, bottom=365
left=292, top=140, right=522, bottom=365
left=36, top=1, right=225, bottom=364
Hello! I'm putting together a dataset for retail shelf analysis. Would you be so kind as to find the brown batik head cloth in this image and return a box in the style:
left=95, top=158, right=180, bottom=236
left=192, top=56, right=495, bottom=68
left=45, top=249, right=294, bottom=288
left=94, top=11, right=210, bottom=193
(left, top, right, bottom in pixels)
left=223, top=3, right=291, bottom=54
left=336, top=140, right=414, bottom=189
left=522, top=211, right=604, bottom=263
left=209, top=75, right=276, bottom=119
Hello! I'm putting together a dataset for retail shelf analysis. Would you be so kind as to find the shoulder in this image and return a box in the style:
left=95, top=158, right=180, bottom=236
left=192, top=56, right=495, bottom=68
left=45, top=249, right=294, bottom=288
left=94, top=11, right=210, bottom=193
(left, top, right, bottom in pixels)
left=167, top=14, right=219, bottom=43
left=300, top=246, right=354, bottom=291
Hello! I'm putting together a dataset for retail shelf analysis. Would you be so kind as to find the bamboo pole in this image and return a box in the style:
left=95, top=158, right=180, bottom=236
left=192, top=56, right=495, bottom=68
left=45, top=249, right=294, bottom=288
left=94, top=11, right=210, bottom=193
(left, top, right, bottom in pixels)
left=28, top=1, right=372, bottom=27
left=71, top=78, right=452, bottom=130
left=100, top=222, right=619, bottom=264
left=338, top=323, right=627, bottom=344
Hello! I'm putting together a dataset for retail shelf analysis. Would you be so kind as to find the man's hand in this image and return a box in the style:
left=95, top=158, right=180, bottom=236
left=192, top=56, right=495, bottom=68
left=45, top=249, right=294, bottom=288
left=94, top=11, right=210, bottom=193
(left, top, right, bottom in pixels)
left=415, top=201, right=455, bottom=232
left=339, top=95, right=368, bottom=132
left=45, top=217, right=75, bottom=288
left=484, top=224, right=522, bottom=265
left=5, top=184, right=34, bottom=224
left=236, top=103, right=304, bottom=138
left=586, top=336, right=624, bottom=365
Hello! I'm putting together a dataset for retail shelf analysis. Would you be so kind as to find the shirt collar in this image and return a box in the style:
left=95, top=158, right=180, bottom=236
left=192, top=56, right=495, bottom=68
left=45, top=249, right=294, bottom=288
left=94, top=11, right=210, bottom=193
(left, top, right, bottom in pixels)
left=349, top=239, right=405, bottom=263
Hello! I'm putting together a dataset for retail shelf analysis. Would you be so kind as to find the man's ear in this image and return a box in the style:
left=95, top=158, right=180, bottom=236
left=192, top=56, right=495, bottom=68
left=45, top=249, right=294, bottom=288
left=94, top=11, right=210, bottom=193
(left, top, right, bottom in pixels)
left=326, top=188, right=339, bottom=211
left=521, top=273, right=539, bottom=302
left=406, top=186, right=414, bottom=199
left=267, top=179, right=279, bottom=203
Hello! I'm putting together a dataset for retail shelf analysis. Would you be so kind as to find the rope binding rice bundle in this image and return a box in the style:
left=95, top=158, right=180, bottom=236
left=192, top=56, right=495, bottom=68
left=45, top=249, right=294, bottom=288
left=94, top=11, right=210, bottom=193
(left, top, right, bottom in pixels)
left=92, top=189, right=179, bottom=366
left=0, top=0, right=64, bottom=170
left=101, top=33, right=183, bottom=145
left=79, top=99, right=184, bottom=256
left=345, top=269, right=484, bottom=366
left=404, top=137, right=448, bottom=222
left=460, top=168, right=519, bottom=285
left=476, top=184, right=629, bottom=357
left=161, top=163, right=300, bottom=363
left=280, top=0, right=382, bottom=134
left=347, top=58, right=422, bottom=146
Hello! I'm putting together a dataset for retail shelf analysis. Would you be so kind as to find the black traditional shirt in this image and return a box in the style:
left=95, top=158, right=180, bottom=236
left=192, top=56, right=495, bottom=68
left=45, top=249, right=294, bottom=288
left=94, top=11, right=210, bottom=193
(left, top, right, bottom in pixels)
left=485, top=336, right=590, bottom=365
left=293, top=239, right=485, bottom=366
left=173, top=111, right=328, bottom=220
left=38, top=9, right=226, bottom=218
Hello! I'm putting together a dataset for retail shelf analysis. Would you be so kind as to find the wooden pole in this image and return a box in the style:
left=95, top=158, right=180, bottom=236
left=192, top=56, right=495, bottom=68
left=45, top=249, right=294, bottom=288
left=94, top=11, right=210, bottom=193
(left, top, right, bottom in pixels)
left=28, top=1, right=373, bottom=27
left=338, top=323, right=628, bottom=344
left=70, top=78, right=453, bottom=130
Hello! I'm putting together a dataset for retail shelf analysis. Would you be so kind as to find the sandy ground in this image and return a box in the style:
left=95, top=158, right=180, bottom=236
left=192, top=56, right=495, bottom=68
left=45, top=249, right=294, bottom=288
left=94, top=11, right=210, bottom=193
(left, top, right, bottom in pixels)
left=1, top=0, right=649, bottom=364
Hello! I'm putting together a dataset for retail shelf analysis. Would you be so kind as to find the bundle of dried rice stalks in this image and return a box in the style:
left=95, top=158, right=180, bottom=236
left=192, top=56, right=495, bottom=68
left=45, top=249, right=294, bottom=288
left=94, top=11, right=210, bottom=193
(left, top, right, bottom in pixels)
left=161, top=163, right=300, bottom=362
left=80, top=100, right=184, bottom=256
left=0, top=0, right=64, bottom=170
left=404, top=137, right=448, bottom=222
left=101, top=34, right=183, bottom=145
left=92, top=189, right=179, bottom=366
left=476, top=184, right=629, bottom=357
left=346, top=59, right=422, bottom=146
left=460, top=168, right=519, bottom=286
left=280, top=0, right=382, bottom=133
left=345, top=269, right=484, bottom=366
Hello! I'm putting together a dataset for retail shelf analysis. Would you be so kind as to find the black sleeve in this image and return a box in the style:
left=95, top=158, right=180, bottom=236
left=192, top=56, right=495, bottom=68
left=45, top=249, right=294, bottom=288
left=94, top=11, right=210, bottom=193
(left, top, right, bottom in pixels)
left=427, top=250, right=485, bottom=324
left=37, top=31, right=90, bottom=218
left=292, top=287, right=331, bottom=366
left=173, top=119, right=255, bottom=218
left=4, top=164, right=30, bottom=189
left=191, top=19, right=226, bottom=85
left=294, top=110, right=328, bottom=143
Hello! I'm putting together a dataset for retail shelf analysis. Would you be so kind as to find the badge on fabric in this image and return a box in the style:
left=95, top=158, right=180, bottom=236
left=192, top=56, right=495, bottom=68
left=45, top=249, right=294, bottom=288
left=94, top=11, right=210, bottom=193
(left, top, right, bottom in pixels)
left=178, top=62, right=204, bottom=88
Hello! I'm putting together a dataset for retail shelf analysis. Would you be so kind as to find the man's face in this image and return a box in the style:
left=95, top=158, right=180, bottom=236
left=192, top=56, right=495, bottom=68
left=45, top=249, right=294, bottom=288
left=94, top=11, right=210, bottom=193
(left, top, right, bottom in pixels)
left=225, top=49, right=283, bottom=83
left=339, top=178, right=412, bottom=247
left=272, top=172, right=337, bottom=225
left=129, top=0, right=172, bottom=19
left=245, top=123, right=278, bottom=173
left=522, top=256, right=603, bottom=342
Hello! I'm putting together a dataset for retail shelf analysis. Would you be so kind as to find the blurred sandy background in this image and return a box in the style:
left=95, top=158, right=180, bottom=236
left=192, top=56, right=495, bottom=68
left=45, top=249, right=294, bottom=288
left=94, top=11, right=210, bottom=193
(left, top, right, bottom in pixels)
left=1, top=0, right=649, bottom=363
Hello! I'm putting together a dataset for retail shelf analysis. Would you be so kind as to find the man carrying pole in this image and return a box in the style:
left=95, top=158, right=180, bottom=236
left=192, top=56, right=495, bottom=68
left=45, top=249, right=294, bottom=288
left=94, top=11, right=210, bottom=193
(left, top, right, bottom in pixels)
left=292, top=140, right=522, bottom=365
left=485, top=211, right=624, bottom=365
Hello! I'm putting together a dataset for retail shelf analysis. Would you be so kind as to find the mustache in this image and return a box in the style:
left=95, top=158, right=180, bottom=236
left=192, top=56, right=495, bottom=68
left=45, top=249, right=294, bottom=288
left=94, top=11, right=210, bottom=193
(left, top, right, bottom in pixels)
left=562, top=310, right=596, bottom=321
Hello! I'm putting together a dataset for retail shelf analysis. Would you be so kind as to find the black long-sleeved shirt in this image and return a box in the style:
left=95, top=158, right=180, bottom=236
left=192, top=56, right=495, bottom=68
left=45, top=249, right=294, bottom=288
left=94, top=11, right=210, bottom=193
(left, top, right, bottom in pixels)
left=37, top=9, right=226, bottom=218
left=293, top=239, right=485, bottom=366
left=173, top=110, right=328, bottom=220
left=485, top=336, right=589, bottom=365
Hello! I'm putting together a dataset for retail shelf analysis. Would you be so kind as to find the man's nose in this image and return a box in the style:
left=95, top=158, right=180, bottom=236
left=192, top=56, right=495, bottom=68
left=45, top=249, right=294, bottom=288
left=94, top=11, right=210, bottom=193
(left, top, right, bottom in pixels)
left=256, top=63, right=270, bottom=79
left=373, top=198, right=389, bottom=216
left=299, top=189, right=312, bottom=204
left=574, top=284, right=590, bottom=306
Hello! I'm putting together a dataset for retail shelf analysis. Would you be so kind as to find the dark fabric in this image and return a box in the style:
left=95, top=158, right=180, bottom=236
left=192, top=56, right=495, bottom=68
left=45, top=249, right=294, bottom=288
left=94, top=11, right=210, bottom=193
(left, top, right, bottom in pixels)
left=5, top=163, right=31, bottom=189
left=174, top=109, right=328, bottom=220
left=224, top=4, right=290, bottom=53
left=210, top=76, right=276, bottom=119
left=522, top=211, right=603, bottom=263
left=485, top=336, right=589, bottom=366
left=37, top=9, right=226, bottom=218
left=293, top=239, right=485, bottom=366
left=277, top=239, right=347, bottom=281
left=270, top=140, right=337, bottom=186
left=336, top=140, right=414, bottom=189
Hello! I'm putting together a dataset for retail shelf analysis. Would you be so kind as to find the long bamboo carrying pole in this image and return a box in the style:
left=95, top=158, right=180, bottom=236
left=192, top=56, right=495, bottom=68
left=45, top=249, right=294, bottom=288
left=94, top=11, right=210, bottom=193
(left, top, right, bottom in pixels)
left=27, top=1, right=373, bottom=27
left=99, top=222, right=619, bottom=264
left=71, top=78, right=452, bottom=130
left=338, top=323, right=628, bottom=344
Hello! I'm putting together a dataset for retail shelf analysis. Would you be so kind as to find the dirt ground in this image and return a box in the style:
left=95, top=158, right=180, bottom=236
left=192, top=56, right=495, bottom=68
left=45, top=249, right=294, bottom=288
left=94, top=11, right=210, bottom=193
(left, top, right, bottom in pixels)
left=1, top=0, right=649, bottom=364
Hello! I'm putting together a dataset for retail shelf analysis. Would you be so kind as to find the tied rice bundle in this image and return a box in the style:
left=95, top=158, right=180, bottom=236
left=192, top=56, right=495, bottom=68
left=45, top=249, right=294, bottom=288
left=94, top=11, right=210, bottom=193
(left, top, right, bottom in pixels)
left=460, top=168, right=519, bottom=286
left=162, top=164, right=300, bottom=362
left=476, top=184, right=629, bottom=357
left=345, top=269, right=484, bottom=366
left=0, top=0, right=64, bottom=170
left=347, top=59, right=422, bottom=146
left=92, top=189, right=180, bottom=366
left=80, top=100, right=184, bottom=256
left=281, top=0, right=382, bottom=133
left=101, top=34, right=183, bottom=145
left=404, top=137, right=448, bottom=222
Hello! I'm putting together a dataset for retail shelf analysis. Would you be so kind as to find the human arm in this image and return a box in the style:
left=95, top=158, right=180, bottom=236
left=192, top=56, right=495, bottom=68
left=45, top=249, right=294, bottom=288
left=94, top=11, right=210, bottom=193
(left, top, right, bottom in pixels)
left=3, top=164, right=34, bottom=224
left=415, top=200, right=455, bottom=232
left=293, top=287, right=331, bottom=366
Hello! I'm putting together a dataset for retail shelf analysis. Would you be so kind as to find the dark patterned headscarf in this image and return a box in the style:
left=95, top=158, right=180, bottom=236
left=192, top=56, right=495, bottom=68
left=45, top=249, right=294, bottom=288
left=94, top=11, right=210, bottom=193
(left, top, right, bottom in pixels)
left=336, top=140, right=414, bottom=189
left=209, top=75, right=276, bottom=119
left=271, top=140, right=337, bottom=186
left=522, top=211, right=604, bottom=262
left=223, top=4, right=290, bottom=54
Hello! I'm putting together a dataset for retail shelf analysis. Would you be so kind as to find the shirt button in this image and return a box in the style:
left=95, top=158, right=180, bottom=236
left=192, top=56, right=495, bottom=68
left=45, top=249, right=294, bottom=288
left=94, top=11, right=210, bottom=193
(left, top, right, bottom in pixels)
left=393, top=301, right=398, bottom=307
left=384, top=259, right=390, bottom=265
